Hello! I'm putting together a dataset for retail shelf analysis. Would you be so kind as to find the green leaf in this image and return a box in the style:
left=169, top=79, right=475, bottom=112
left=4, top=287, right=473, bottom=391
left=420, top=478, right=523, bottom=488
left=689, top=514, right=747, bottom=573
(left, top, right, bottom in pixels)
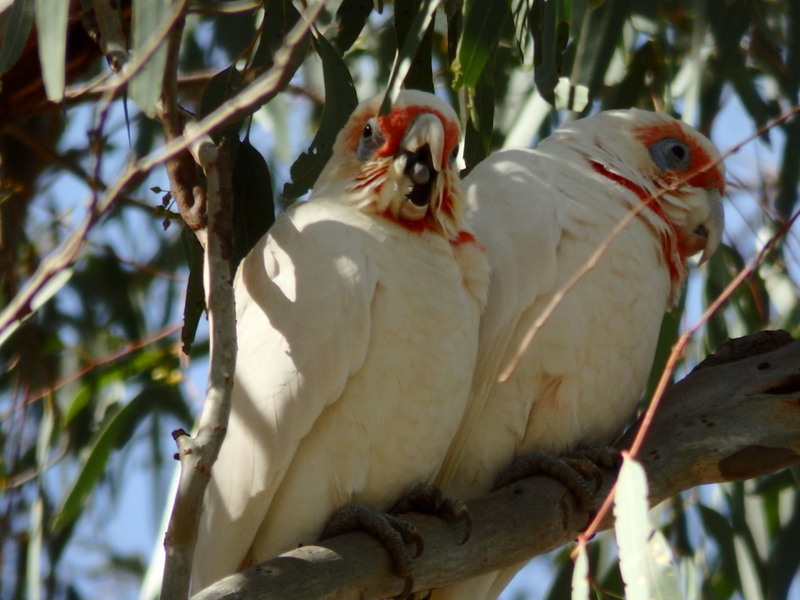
left=463, top=65, right=495, bottom=173
left=35, top=0, right=69, bottom=101
left=329, top=0, right=374, bottom=56
left=643, top=290, right=685, bottom=406
left=0, top=0, right=35, bottom=78
left=394, top=0, right=434, bottom=93
left=734, top=534, right=766, bottom=600
left=282, top=34, right=357, bottom=201
left=704, top=246, right=732, bottom=351
left=249, top=0, right=310, bottom=104
left=379, top=0, right=440, bottom=114
left=776, top=118, right=800, bottom=219
left=453, top=0, right=510, bottom=90
left=615, top=455, right=651, bottom=600
left=52, top=384, right=187, bottom=532
left=232, top=139, right=274, bottom=269
left=698, top=503, right=743, bottom=592
left=530, top=0, right=571, bottom=104
left=569, top=0, right=631, bottom=101
left=27, top=497, right=43, bottom=600
left=546, top=547, right=577, bottom=600
left=766, top=492, right=800, bottom=600
left=199, top=66, right=246, bottom=160
left=646, top=529, right=682, bottom=600
left=571, top=543, right=590, bottom=600
left=129, top=0, right=171, bottom=117
left=181, top=227, right=205, bottom=355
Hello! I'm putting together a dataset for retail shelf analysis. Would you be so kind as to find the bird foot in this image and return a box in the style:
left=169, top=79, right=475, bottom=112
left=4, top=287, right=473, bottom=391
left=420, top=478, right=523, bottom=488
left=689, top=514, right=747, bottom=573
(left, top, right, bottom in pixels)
left=321, top=503, right=422, bottom=598
left=493, top=446, right=621, bottom=513
left=391, top=483, right=473, bottom=544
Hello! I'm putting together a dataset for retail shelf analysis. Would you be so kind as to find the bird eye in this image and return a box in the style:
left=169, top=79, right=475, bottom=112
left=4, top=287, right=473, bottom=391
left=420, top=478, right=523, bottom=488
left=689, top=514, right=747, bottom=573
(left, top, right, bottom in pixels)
left=649, top=137, right=691, bottom=172
left=357, top=118, right=385, bottom=161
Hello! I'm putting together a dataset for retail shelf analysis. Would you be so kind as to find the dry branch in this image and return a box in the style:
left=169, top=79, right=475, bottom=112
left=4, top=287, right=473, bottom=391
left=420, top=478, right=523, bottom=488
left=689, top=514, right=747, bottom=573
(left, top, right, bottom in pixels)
left=191, top=331, right=800, bottom=600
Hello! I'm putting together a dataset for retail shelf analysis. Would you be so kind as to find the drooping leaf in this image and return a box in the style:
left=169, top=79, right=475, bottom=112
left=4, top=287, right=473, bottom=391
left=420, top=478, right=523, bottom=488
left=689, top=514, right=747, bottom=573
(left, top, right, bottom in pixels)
left=211, top=6, right=258, bottom=63
left=199, top=66, right=246, bottom=159
left=329, top=0, right=374, bottom=56
left=52, top=384, right=189, bottom=532
left=698, top=503, right=743, bottom=593
left=615, top=455, right=651, bottom=600
left=776, top=119, right=800, bottom=219
left=232, top=138, right=274, bottom=269
left=181, top=227, right=205, bottom=355
left=643, top=289, right=685, bottom=405
left=569, top=0, right=631, bottom=103
left=0, top=0, right=35, bottom=80
left=282, top=34, right=357, bottom=201
left=766, top=493, right=800, bottom=600
left=545, top=547, right=577, bottom=600
left=250, top=0, right=310, bottom=96
left=530, top=0, right=571, bottom=104
left=734, top=534, right=766, bottom=600
left=129, top=0, right=171, bottom=117
left=571, top=544, right=590, bottom=600
left=394, top=0, right=434, bottom=93
left=379, top=0, right=440, bottom=114
left=463, top=65, right=495, bottom=172
left=453, top=0, right=510, bottom=90
left=34, top=0, right=68, bottom=101
left=646, top=529, right=683, bottom=600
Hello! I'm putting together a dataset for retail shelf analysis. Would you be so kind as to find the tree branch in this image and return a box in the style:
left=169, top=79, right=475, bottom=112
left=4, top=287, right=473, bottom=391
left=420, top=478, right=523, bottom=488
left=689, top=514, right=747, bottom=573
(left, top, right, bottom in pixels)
left=160, top=140, right=236, bottom=600
left=191, top=331, right=800, bottom=600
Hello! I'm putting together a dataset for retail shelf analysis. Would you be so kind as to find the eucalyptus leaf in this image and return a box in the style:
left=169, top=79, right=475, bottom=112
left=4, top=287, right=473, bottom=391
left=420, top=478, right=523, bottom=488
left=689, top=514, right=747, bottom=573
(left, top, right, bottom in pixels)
left=282, top=34, right=357, bottom=201
left=52, top=385, right=189, bottom=532
left=453, top=0, right=509, bottom=90
left=35, top=0, right=68, bottom=101
left=0, top=0, right=34, bottom=78
left=615, top=455, right=651, bottom=600
left=129, top=0, right=171, bottom=117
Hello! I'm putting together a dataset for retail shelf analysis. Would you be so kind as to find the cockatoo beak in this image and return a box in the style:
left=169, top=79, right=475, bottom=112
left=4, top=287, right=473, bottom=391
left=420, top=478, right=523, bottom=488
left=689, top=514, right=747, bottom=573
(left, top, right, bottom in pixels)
left=400, top=113, right=445, bottom=173
left=698, top=188, right=724, bottom=265
left=395, top=113, right=448, bottom=220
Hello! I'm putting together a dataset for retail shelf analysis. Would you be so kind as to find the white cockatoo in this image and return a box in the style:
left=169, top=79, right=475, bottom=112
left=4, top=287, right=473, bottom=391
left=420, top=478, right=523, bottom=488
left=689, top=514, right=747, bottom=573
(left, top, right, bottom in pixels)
left=190, top=90, right=490, bottom=594
left=426, top=109, right=725, bottom=600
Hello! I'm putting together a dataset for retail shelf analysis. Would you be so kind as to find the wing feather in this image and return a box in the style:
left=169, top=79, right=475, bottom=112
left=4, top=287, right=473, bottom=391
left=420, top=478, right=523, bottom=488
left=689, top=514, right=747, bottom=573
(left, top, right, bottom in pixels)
left=435, top=149, right=563, bottom=496
left=192, top=201, right=378, bottom=591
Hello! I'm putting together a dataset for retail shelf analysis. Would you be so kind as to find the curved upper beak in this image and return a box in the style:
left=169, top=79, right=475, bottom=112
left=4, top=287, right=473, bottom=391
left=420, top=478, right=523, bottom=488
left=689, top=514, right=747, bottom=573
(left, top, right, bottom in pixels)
left=698, top=188, right=724, bottom=265
left=400, top=113, right=445, bottom=172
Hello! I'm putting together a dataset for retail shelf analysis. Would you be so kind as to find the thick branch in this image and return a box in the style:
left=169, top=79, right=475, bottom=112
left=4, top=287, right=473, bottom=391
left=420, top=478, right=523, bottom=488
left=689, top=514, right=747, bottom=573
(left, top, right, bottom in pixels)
left=191, top=332, right=800, bottom=600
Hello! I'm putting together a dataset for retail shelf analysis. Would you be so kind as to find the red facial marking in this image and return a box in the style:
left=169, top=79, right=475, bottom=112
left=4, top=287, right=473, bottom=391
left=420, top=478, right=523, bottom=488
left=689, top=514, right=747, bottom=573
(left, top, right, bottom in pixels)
left=590, top=161, right=682, bottom=283
left=633, top=122, right=725, bottom=194
left=374, top=106, right=460, bottom=167
left=379, top=209, right=432, bottom=233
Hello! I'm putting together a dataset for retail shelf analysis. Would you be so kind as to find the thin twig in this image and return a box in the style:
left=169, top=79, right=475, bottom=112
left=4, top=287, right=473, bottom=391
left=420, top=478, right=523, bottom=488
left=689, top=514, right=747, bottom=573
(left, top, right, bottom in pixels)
left=160, top=139, right=236, bottom=600
left=0, top=0, right=324, bottom=348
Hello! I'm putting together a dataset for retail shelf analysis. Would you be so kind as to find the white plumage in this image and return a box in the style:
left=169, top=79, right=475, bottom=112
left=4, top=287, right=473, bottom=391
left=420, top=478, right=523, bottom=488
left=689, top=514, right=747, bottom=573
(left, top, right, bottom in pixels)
left=428, top=109, right=725, bottom=600
left=191, top=90, right=490, bottom=593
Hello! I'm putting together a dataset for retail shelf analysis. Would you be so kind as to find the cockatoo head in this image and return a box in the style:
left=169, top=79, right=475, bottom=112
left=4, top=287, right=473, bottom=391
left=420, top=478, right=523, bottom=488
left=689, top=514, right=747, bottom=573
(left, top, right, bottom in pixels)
left=315, top=90, right=465, bottom=240
left=551, top=109, right=725, bottom=291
